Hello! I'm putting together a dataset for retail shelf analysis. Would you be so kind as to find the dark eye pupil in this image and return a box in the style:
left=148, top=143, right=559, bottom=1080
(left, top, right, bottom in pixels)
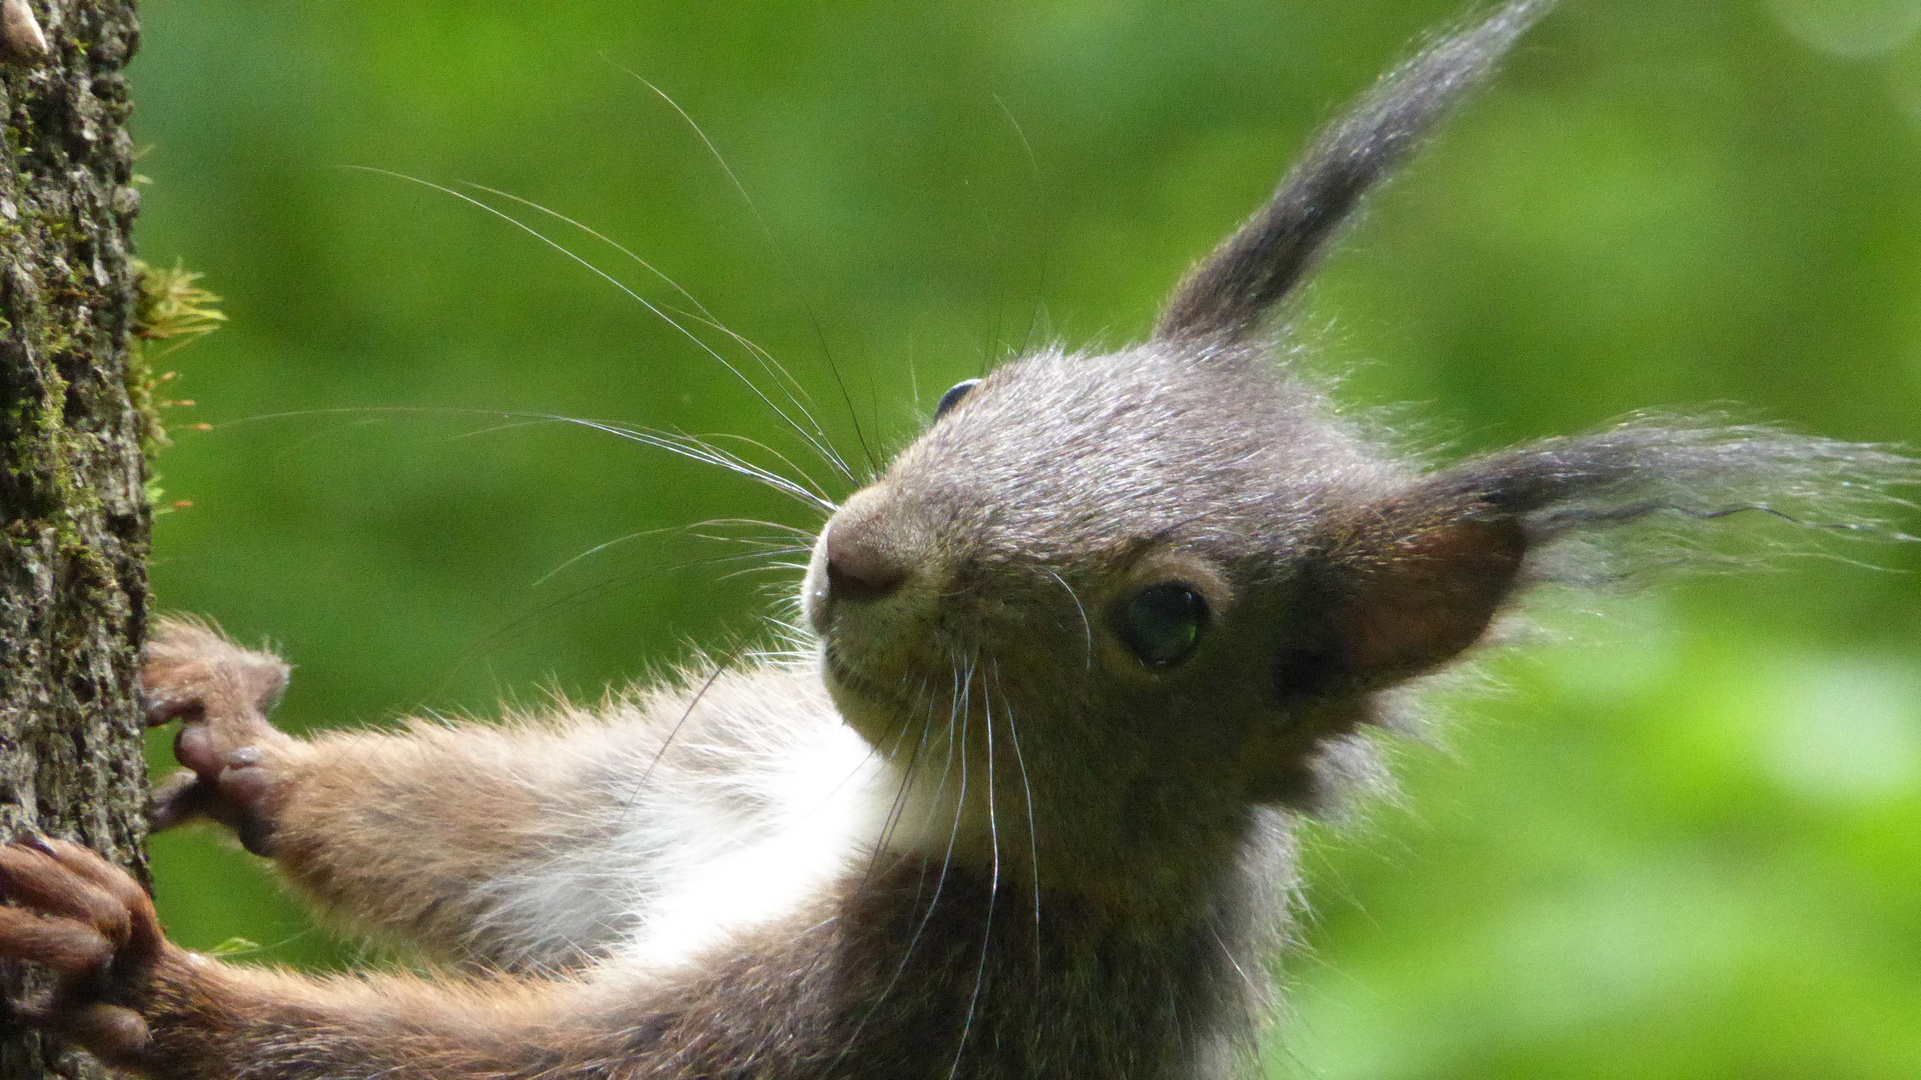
left=1115, top=583, right=1207, bottom=667
left=935, top=379, right=980, bottom=419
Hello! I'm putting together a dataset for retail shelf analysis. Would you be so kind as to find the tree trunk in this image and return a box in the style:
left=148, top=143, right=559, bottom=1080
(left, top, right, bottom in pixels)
left=0, top=2, right=148, bottom=1079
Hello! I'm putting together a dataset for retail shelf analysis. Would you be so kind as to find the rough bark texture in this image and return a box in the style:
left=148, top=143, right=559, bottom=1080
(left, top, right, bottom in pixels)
left=0, top=2, right=148, bottom=1080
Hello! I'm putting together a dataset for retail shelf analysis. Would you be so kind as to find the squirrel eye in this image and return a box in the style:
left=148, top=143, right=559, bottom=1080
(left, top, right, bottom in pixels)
left=935, top=379, right=980, bottom=419
left=1114, top=583, right=1208, bottom=667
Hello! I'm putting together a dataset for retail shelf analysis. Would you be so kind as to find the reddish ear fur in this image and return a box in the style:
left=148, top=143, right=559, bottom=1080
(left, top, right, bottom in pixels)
left=1335, top=516, right=1527, bottom=686
left=1270, top=507, right=1529, bottom=705
left=1248, top=515, right=1526, bottom=807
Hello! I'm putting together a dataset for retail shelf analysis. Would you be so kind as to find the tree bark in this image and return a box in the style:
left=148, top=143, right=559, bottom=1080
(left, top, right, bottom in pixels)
left=0, top=2, right=148, bottom=1080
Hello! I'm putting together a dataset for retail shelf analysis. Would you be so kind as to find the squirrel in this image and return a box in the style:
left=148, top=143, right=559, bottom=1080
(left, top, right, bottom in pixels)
left=0, top=1, right=1910, bottom=1077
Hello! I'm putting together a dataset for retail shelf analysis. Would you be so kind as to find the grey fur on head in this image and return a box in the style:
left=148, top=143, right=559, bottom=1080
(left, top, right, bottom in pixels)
left=818, top=0, right=1918, bottom=833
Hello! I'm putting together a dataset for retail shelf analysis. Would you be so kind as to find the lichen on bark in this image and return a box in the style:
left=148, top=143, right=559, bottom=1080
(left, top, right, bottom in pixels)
left=0, top=2, right=149, bottom=1079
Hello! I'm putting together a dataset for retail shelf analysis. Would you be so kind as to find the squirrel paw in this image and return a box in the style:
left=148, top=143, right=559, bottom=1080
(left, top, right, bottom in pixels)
left=142, top=617, right=294, bottom=856
left=0, top=838, right=166, bottom=1069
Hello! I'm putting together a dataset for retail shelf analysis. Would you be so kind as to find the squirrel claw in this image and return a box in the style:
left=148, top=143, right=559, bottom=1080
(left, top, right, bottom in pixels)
left=141, top=617, right=290, bottom=726
left=0, top=840, right=166, bottom=1068
left=149, top=770, right=215, bottom=832
left=140, top=618, right=294, bottom=855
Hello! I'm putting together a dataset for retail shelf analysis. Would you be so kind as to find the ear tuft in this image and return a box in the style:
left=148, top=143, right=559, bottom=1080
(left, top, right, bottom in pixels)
left=1278, top=418, right=1918, bottom=698
left=1155, top=0, right=1558, bottom=344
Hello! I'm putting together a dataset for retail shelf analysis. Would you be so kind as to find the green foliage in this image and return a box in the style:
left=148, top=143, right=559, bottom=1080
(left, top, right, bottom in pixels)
left=131, top=2, right=1921, bottom=1076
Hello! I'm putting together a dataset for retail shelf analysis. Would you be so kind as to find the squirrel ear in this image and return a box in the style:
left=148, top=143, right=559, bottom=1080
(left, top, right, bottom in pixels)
left=1278, top=416, right=1920, bottom=698
left=1331, top=516, right=1527, bottom=686
left=1275, top=513, right=1527, bottom=699
left=1250, top=513, right=1527, bottom=809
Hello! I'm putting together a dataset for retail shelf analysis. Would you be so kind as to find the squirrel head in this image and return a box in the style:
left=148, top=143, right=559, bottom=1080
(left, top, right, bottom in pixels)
left=797, top=0, right=1911, bottom=905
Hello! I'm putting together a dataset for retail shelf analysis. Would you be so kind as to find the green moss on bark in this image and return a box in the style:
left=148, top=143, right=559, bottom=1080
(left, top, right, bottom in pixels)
left=0, top=5, right=151, bottom=1080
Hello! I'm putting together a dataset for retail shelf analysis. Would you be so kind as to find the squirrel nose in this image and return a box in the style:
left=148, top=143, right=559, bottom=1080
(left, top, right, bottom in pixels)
left=824, top=516, right=908, bottom=602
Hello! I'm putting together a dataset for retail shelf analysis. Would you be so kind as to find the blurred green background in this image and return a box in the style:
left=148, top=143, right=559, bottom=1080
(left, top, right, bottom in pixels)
left=129, top=1, right=1921, bottom=1077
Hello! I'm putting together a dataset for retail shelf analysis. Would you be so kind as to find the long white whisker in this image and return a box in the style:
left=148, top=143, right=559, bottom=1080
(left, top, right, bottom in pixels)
left=607, top=64, right=881, bottom=475
left=581, top=420, right=832, bottom=509
left=351, top=167, right=850, bottom=488
left=455, top=182, right=720, bottom=321
left=446, top=547, right=791, bottom=687
left=867, top=678, right=933, bottom=870
left=947, top=671, right=1000, bottom=1080
left=652, top=299, right=858, bottom=484
left=832, top=660, right=967, bottom=1069
left=686, top=517, right=816, bottom=536
left=453, top=180, right=856, bottom=483
left=573, top=417, right=828, bottom=505
left=992, top=93, right=1054, bottom=358
left=698, top=431, right=845, bottom=497
left=715, top=561, right=810, bottom=584
left=994, top=659, right=1043, bottom=968
left=209, top=403, right=835, bottom=510
left=533, top=526, right=686, bottom=587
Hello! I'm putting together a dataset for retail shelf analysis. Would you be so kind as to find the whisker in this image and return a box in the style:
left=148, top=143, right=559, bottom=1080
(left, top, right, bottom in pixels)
left=446, top=548, right=788, bottom=684
left=686, top=517, right=816, bottom=537
left=650, top=297, right=858, bottom=485
left=1211, top=925, right=1260, bottom=1001
left=607, top=64, right=882, bottom=476
left=689, top=538, right=812, bottom=556
left=880, top=679, right=934, bottom=844
left=907, top=337, right=922, bottom=417
left=576, top=419, right=834, bottom=509
left=789, top=705, right=915, bottom=833
left=457, top=182, right=730, bottom=318
left=947, top=670, right=1000, bottom=1080
left=349, top=167, right=850, bottom=490
left=715, top=560, right=811, bottom=584
left=202, top=403, right=836, bottom=511
left=533, top=526, right=687, bottom=587
left=993, top=659, right=1043, bottom=968
left=698, top=430, right=845, bottom=499
left=612, top=661, right=731, bottom=828
left=538, top=514, right=816, bottom=589
left=991, top=94, right=1053, bottom=359
left=861, top=679, right=935, bottom=890
left=831, top=659, right=968, bottom=1069
left=1044, top=567, right=1094, bottom=670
